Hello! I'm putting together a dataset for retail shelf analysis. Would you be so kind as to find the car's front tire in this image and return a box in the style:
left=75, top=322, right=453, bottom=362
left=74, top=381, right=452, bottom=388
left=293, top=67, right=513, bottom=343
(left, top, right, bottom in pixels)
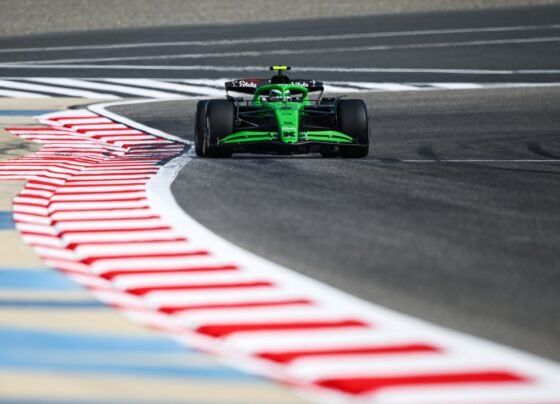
left=194, top=100, right=208, bottom=157
left=336, top=99, right=370, bottom=158
left=198, top=100, right=234, bottom=158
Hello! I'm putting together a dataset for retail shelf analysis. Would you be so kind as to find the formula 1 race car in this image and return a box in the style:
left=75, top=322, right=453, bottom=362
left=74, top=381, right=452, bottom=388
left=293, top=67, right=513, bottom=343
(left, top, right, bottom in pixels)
left=194, top=66, right=370, bottom=158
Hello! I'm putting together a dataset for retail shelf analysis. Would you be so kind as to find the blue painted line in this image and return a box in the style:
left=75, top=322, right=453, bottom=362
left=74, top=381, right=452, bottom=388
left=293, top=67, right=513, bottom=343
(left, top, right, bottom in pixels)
left=0, top=400, right=244, bottom=404
left=0, top=326, right=255, bottom=380
left=0, top=110, right=56, bottom=116
left=0, top=211, right=15, bottom=229
left=0, top=268, right=82, bottom=290
left=0, top=352, right=253, bottom=379
left=0, top=326, right=190, bottom=353
left=0, top=300, right=104, bottom=309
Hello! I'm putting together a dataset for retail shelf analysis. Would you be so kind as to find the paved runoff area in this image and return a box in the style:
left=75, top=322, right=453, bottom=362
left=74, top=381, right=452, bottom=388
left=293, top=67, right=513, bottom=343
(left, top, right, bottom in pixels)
left=2, top=0, right=558, bottom=36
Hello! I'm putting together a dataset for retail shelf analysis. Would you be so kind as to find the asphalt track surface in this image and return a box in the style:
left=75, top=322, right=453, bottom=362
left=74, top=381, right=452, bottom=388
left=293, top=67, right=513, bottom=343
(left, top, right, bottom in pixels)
left=5, top=5, right=560, bottom=362
left=1, top=5, right=560, bottom=84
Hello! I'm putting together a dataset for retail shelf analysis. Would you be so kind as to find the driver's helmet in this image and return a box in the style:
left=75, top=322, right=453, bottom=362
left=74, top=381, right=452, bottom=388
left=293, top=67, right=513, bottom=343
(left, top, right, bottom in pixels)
left=284, top=90, right=292, bottom=102
left=269, top=89, right=282, bottom=102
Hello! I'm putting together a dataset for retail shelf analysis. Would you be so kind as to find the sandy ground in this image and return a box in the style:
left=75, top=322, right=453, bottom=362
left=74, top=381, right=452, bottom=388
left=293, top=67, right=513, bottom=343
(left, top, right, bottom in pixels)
left=1, top=0, right=560, bottom=36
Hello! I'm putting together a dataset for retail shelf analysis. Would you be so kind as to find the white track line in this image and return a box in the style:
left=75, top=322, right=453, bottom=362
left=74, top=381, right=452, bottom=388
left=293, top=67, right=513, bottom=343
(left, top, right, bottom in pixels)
left=3, top=78, right=560, bottom=100
left=401, top=159, right=560, bottom=162
left=18, top=36, right=560, bottom=65
left=1, top=23, right=559, bottom=54
left=104, top=78, right=225, bottom=97
left=0, top=79, right=119, bottom=98
left=3, top=64, right=560, bottom=76
left=28, top=78, right=187, bottom=99
left=0, top=88, right=50, bottom=98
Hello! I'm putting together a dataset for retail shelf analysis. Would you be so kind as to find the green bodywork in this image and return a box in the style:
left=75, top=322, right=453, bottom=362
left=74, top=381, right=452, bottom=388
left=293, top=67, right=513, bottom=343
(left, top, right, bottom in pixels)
left=218, top=83, right=353, bottom=145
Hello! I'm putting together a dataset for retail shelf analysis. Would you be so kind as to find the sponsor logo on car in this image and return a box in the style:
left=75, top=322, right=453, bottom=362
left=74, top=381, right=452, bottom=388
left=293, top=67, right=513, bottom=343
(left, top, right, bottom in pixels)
left=236, top=80, right=258, bottom=88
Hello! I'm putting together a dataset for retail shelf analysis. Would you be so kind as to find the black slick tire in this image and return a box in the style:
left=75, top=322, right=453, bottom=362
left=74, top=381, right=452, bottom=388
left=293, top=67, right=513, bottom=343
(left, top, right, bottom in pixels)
left=337, top=99, right=370, bottom=158
left=203, top=100, right=234, bottom=158
left=194, top=100, right=208, bottom=157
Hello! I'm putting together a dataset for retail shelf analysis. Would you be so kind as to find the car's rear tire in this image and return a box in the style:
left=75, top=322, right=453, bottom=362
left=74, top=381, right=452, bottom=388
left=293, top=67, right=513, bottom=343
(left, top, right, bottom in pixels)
left=337, top=99, right=369, bottom=158
left=203, top=100, right=234, bottom=158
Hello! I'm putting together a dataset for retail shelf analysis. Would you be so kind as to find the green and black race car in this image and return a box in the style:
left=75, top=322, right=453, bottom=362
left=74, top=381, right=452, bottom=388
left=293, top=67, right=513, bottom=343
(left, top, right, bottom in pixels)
left=194, top=66, right=370, bottom=158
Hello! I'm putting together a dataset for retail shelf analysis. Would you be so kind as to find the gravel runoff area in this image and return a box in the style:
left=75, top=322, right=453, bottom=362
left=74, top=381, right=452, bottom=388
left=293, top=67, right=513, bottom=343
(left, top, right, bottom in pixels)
left=2, top=0, right=560, bottom=37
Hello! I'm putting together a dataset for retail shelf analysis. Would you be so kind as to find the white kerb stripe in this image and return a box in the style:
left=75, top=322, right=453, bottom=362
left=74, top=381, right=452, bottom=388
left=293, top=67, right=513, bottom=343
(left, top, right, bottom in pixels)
left=40, top=109, right=98, bottom=119
left=48, top=201, right=149, bottom=211
left=50, top=208, right=154, bottom=220
left=34, top=246, right=76, bottom=260
left=21, top=235, right=64, bottom=247
left=178, top=306, right=362, bottom=327
left=74, top=242, right=203, bottom=258
left=145, top=288, right=302, bottom=307
left=225, top=328, right=431, bottom=353
left=55, top=185, right=145, bottom=193
left=66, top=124, right=128, bottom=130
left=13, top=213, right=51, bottom=225
left=152, top=290, right=308, bottom=310
left=17, top=223, right=57, bottom=235
left=375, top=383, right=560, bottom=404
left=288, top=353, right=522, bottom=380
left=89, top=136, right=156, bottom=142
left=61, top=230, right=181, bottom=244
left=113, top=271, right=267, bottom=289
left=54, top=218, right=165, bottom=231
left=89, top=256, right=227, bottom=274
left=55, top=117, right=113, bottom=125
left=50, top=192, right=146, bottom=201
left=85, top=129, right=144, bottom=135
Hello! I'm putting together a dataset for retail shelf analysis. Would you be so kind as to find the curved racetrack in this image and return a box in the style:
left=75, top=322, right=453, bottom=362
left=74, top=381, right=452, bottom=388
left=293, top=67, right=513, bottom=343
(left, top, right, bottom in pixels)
left=111, top=84, right=560, bottom=362
left=2, top=2, right=559, bottom=366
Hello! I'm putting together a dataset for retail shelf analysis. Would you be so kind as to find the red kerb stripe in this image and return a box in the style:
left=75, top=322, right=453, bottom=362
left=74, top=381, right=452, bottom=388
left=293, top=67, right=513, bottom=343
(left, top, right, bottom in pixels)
left=315, top=371, right=527, bottom=395
left=52, top=215, right=160, bottom=224
left=58, top=226, right=172, bottom=236
left=52, top=206, right=150, bottom=213
left=81, top=250, right=209, bottom=264
left=49, top=197, right=148, bottom=204
left=159, top=298, right=313, bottom=314
left=197, top=319, right=369, bottom=338
left=101, top=265, right=239, bottom=280
left=257, top=343, right=441, bottom=364
left=66, top=238, right=187, bottom=249
left=127, top=281, right=273, bottom=296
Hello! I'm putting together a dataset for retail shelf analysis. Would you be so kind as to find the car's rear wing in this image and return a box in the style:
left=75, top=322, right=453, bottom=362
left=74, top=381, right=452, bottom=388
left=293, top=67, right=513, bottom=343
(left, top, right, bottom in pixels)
left=225, top=79, right=324, bottom=95
left=225, top=79, right=268, bottom=94
left=290, top=80, right=324, bottom=93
